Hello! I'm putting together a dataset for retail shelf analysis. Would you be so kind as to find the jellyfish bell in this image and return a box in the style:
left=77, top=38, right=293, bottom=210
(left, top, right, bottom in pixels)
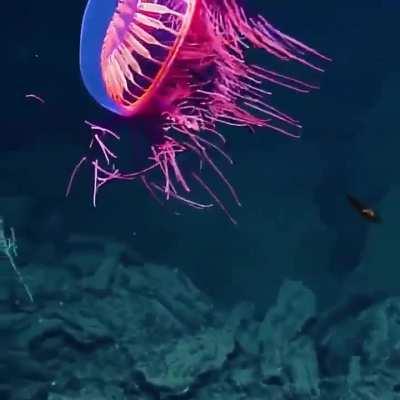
left=80, top=0, right=197, bottom=117
left=76, top=0, right=329, bottom=223
left=79, top=0, right=121, bottom=115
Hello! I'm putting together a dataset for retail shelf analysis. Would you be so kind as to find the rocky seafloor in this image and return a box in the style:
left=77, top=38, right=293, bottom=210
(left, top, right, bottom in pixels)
left=1, top=234, right=400, bottom=400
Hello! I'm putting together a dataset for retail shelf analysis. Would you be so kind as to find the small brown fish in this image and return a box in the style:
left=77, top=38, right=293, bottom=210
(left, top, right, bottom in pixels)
left=346, top=194, right=382, bottom=223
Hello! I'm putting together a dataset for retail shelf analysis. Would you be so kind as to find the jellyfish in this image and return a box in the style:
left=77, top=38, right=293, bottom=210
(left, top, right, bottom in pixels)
left=75, top=0, right=328, bottom=223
